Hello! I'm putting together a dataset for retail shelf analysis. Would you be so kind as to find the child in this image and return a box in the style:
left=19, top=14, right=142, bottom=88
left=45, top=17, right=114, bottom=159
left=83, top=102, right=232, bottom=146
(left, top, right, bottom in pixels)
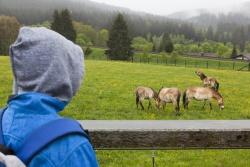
left=0, top=27, right=99, bottom=166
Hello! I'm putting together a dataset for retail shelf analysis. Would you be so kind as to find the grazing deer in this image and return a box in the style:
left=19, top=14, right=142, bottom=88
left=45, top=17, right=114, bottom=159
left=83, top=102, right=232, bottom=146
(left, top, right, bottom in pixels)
left=183, top=87, right=224, bottom=110
left=156, top=87, right=181, bottom=115
left=135, top=86, right=158, bottom=110
left=195, top=70, right=219, bottom=91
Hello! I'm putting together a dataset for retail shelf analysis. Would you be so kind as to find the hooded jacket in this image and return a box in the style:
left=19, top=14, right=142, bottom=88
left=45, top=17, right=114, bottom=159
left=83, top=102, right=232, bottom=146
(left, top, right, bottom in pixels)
left=2, top=27, right=99, bottom=167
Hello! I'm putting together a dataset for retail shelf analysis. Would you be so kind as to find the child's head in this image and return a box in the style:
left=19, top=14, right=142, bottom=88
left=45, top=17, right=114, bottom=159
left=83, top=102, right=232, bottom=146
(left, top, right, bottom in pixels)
left=9, top=27, right=84, bottom=102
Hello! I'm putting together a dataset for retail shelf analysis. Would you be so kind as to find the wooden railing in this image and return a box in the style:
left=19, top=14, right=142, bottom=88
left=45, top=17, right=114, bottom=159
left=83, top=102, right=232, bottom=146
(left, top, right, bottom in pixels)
left=79, top=120, right=250, bottom=150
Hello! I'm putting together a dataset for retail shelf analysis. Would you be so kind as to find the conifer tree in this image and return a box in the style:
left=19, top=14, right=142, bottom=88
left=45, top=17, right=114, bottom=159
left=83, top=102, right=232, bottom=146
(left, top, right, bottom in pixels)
left=51, top=10, right=61, bottom=33
left=106, top=14, right=133, bottom=60
left=61, top=9, right=76, bottom=42
left=160, top=33, right=174, bottom=53
left=207, top=26, right=214, bottom=40
left=0, top=16, right=20, bottom=55
left=51, top=9, right=76, bottom=42
left=231, top=45, right=238, bottom=59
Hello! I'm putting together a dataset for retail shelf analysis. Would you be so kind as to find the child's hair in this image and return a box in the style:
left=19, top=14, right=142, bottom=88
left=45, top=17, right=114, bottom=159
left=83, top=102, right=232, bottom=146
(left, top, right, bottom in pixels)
left=0, top=145, right=14, bottom=155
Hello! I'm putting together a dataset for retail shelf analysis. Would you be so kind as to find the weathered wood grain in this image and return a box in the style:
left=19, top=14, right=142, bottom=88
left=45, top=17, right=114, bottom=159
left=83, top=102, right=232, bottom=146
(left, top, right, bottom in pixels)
left=79, top=120, right=250, bottom=150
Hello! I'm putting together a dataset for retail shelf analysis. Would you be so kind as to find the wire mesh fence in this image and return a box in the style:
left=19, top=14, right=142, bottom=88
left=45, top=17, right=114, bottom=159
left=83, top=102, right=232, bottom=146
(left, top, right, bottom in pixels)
left=2, top=54, right=250, bottom=71
left=131, top=55, right=250, bottom=71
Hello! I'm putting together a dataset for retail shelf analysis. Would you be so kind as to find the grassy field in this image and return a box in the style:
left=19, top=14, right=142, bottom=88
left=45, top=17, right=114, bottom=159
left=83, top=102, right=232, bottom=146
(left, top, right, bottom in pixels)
left=1, top=56, right=250, bottom=166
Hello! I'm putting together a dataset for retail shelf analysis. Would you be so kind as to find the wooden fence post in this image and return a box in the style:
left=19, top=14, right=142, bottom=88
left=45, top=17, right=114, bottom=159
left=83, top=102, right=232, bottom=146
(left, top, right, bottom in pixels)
left=152, top=151, right=156, bottom=167
left=233, top=62, right=235, bottom=70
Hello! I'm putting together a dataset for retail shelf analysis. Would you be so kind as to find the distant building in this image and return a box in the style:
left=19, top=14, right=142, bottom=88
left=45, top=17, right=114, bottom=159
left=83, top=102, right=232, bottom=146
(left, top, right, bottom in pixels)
left=234, top=54, right=250, bottom=62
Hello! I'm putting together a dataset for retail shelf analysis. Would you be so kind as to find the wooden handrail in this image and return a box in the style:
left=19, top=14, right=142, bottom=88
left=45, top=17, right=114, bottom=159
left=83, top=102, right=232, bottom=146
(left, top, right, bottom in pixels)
left=79, top=120, right=250, bottom=150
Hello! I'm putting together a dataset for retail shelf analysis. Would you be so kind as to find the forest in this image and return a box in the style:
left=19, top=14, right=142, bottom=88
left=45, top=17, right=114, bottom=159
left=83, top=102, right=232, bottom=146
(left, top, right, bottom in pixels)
left=1, top=0, right=250, bottom=58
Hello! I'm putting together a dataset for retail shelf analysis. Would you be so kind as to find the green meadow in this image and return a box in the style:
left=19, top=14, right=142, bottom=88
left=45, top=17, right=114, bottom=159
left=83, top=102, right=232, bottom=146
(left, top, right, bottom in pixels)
left=1, top=56, right=250, bottom=166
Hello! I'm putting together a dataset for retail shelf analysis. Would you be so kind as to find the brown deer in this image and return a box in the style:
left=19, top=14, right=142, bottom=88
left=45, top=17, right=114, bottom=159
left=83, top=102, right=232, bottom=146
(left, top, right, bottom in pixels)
left=156, top=87, right=181, bottom=115
left=195, top=70, right=219, bottom=91
left=135, top=86, right=158, bottom=110
left=183, top=87, right=224, bottom=110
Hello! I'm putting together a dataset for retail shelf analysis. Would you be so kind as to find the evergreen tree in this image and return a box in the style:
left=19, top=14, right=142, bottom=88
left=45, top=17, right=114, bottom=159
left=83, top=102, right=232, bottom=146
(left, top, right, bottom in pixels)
left=247, top=25, right=250, bottom=41
left=231, top=45, right=238, bottom=59
left=152, top=44, right=156, bottom=52
left=106, top=14, right=133, bottom=60
left=160, top=33, right=174, bottom=53
left=51, top=10, right=62, bottom=33
left=238, top=27, right=246, bottom=52
left=61, top=9, right=76, bottom=42
left=51, top=9, right=76, bottom=42
left=207, top=26, right=214, bottom=40
left=232, top=26, right=246, bottom=52
left=0, top=16, right=20, bottom=55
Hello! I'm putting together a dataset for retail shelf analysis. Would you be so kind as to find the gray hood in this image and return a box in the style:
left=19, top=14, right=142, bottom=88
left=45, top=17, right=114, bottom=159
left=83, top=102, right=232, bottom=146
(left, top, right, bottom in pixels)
left=10, top=27, right=84, bottom=102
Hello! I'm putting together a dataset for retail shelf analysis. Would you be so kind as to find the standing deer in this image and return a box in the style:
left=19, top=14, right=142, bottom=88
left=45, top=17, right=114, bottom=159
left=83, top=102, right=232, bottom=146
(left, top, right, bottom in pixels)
left=183, top=87, right=224, bottom=110
left=195, top=70, right=219, bottom=91
left=156, top=87, right=181, bottom=115
left=135, top=86, right=158, bottom=110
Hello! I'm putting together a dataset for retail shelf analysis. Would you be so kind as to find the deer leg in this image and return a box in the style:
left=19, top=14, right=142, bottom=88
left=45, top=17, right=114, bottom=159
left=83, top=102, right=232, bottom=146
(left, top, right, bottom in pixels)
left=162, top=102, right=166, bottom=111
left=202, top=100, right=207, bottom=110
left=174, top=101, right=180, bottom=115
left=136, top=96, right=139, bottom=109
left=177, top=102, right=181, bottom=115
left=184, top=99, right=189, bottom=110
left=176, top=107, right=181, bottom=116
left=140, top=102, right=145, bottom=110
left=139, top=100, right=145, bottom=110
left=148, top=100, right=152, bottom=110
left=209, top=101, right=213, bottom=110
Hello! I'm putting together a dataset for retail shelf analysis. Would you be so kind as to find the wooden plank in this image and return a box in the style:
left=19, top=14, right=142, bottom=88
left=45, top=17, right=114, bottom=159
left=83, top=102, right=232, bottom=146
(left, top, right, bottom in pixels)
left=79, top=120, right=250, bottom=150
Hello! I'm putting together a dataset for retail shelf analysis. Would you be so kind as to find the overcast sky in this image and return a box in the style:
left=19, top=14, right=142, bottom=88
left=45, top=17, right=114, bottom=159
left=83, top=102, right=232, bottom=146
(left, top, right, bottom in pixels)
left=91, top=0, right=248, bottom=15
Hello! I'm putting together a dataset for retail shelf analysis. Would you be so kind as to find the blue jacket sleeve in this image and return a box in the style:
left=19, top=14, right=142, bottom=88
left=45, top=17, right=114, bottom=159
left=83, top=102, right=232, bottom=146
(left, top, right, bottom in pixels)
left=59, top=141, right=99, bottom=167
left=28, top=135, right=99, bottom=167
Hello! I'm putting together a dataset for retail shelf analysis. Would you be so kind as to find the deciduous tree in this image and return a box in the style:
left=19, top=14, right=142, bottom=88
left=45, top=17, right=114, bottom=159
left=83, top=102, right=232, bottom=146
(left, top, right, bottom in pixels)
left=0, top=16, right=20, bottom=55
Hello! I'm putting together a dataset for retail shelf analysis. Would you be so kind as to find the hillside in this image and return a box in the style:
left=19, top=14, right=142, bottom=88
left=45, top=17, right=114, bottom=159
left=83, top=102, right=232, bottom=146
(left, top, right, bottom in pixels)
left=0, top=0, right=179, bottom=36
left=168, top=1, right=250, bottom=27
left=2, top=0, right=250, bottom=30
left=2, top=0, right=250, bottom=39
